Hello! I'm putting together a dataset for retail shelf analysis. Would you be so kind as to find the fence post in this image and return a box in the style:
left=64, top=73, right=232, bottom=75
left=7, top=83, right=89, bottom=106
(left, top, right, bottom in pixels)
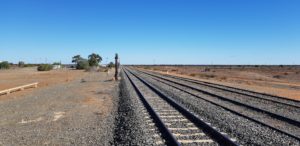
left=115, top=53, right=119, bottom=81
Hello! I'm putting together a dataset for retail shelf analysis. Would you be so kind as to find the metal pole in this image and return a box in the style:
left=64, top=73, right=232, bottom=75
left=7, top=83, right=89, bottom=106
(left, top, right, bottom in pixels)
left=115, top=53, right=119, bottom=81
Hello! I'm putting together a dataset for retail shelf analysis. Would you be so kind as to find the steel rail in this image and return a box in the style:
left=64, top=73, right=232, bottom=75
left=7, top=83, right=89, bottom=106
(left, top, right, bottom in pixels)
left=124, top=67, right=239, bottom=146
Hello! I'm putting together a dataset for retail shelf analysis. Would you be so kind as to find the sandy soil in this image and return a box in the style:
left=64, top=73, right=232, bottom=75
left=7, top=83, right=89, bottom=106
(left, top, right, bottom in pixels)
left=138, top=66, right=300, bottom=101
left=0, top=67, right=88, bottom=100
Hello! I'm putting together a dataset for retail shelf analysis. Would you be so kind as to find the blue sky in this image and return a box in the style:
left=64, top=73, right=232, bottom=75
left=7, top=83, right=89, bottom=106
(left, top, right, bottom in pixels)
left=1, top=0, right=299, bottom=64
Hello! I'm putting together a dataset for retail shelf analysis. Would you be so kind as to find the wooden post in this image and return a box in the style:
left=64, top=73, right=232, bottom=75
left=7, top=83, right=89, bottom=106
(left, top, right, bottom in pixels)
left=115, top=53, right=119, bottom=81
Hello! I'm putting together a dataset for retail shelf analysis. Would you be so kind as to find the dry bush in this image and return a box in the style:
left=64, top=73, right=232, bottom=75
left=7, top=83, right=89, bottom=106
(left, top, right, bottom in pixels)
left=283, top=72, right=289, bottom=75
left=171, top=69, right=178, bottom=72
left=144, top=66, right=151, bottom=69
left=37, top=64, right=53, bottom=71
left=98, top=67, right=109, bottom=72
left=190, top=73, right=197, bottom=77
left=273, top=75, right=282, bottom=79
left=205, top=74, right=216, bottom=78
left=198, top=74, right=215, bottom=78
left=220, top=76, right=227, bottom=80
left=203, top=68, right=210, bottom=72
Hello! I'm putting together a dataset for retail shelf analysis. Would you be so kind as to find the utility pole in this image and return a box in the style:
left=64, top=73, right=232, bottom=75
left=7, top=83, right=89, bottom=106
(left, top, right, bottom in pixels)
left=115, top=53, right=119, bottom=81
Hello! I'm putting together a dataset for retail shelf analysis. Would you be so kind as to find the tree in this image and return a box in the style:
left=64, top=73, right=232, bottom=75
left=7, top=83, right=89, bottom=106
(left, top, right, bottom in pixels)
left=106, top=62, right=115, bottom=68
left=72, top=55, right=88, bottom=70
left=53, top=62, right=61, bottom=65
left=72, top=55, right=83, bottom=64
left=88, top=53, right=102, bottom=66
left=0, top=61, right=10, bottom=69
left=18, top=61, right=25, bottom=67
left=76, top=59, right=89, bottom=70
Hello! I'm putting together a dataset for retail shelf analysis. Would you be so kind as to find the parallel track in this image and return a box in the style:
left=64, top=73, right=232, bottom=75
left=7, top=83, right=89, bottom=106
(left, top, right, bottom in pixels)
left=129, top=67, right=300, bottom=141
left=142, top=69, right=300, bottom=108
left=137, top=69, right=300, bottom=124
left=123, top=68, right=239, bottom=146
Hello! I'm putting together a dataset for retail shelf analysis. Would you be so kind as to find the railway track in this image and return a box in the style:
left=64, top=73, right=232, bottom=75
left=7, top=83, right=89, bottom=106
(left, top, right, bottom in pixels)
left=150, top=70, right=300, bottom=108
left=136, top=69, right=300, bottom=122
left=123, top=68, right=239, bottom=146
left=125, top=67, right=300, bottom=142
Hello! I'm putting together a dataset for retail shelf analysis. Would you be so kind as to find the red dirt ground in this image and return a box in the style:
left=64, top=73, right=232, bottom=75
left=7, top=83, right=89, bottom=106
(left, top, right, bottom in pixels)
left=0, top=67, right=88, bottom=100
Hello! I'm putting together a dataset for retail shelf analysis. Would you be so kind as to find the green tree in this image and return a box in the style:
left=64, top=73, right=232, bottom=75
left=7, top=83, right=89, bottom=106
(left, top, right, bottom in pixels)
left=88, top=53, right=102, bottom=66
left=0, top=61, right=10, bottom=69
left=76, top=59, right=89, bottom=70
left=72, top=55, right=83, bottom=64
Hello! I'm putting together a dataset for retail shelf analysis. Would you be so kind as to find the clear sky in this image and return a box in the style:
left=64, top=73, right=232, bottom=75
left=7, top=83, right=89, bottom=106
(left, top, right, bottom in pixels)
left=1, top=0, right=299, bottom=65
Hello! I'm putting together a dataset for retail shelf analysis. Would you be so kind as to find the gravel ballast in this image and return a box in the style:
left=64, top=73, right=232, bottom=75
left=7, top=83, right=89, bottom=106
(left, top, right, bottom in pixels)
left=113, top=72, right=163, bottom=146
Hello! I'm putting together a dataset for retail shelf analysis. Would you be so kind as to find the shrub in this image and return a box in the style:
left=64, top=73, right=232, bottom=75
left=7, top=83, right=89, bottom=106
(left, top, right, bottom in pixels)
left=144, top=66, right=151, bottom=69
left=199, top=74, right=215, bottom=78
left=220, top=76, right=227, bottom=80
left=204, top=68, right=210, bottom=72
left=0, top=61, right=10, bottom=69
left=106, top=62, right=115, bottom=68
left=76, top=60, right=89, bottom=70
left=205, top=74, right=216, bottom=78
left=37, top=64, right=53, bottom=71
left=190, top=73, right=197, bottom=77
left=273, top=75, right=281, bottom=79
left=98, top=67, right=109, bottom=72
left=24, top=64, right=36, bottom=67
left=18, top=61, right=25, bottom=67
